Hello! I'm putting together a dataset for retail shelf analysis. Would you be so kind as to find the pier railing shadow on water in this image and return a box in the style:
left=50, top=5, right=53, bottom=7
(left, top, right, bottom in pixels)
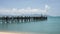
left=0, top=16, right=47, bottom=24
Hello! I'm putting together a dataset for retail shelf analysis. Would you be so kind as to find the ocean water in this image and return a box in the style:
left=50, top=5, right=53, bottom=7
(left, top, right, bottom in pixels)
left=0, top=17, right=60, bottom=34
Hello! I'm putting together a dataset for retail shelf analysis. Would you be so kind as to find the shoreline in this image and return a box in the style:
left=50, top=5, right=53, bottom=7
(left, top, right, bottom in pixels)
left=0, top=32, right=40, bottom=34
left=0, top=31, right=46, bottom=34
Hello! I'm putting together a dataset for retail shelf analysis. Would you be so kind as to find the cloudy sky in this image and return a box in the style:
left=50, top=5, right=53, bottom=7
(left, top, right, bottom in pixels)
left=0, top=0, right=60, bottom=16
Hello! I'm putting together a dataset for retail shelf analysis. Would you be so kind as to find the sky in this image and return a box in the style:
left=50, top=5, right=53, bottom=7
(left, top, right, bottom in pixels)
left=0, top=0, right=60, bottom=16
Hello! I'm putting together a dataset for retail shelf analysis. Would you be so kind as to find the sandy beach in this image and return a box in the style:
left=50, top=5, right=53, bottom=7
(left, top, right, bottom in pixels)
left=0, top=32, right=21, bottom=34
left=0, top=31, right=46, bottom=34
left=0, top=31, right=40, bottom=34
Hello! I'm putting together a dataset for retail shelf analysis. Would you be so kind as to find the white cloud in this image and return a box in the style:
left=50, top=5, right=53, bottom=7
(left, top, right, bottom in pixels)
left=0, top=5, right=49, bottom=16
left=45, top=4, right=50, bottom=12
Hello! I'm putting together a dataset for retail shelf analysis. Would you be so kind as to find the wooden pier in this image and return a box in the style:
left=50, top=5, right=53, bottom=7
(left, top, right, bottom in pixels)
left=0, top=16, right=47, bottom=24
left=0, top=16, right=47, bottom=20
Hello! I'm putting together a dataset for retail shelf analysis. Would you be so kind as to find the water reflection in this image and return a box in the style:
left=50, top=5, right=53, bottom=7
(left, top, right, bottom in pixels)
left=0, top=18, right=47, bottom=31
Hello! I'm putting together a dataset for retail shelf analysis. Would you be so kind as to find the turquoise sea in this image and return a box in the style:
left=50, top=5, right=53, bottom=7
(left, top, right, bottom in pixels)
left=0, top=17, right=60, bottom=34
